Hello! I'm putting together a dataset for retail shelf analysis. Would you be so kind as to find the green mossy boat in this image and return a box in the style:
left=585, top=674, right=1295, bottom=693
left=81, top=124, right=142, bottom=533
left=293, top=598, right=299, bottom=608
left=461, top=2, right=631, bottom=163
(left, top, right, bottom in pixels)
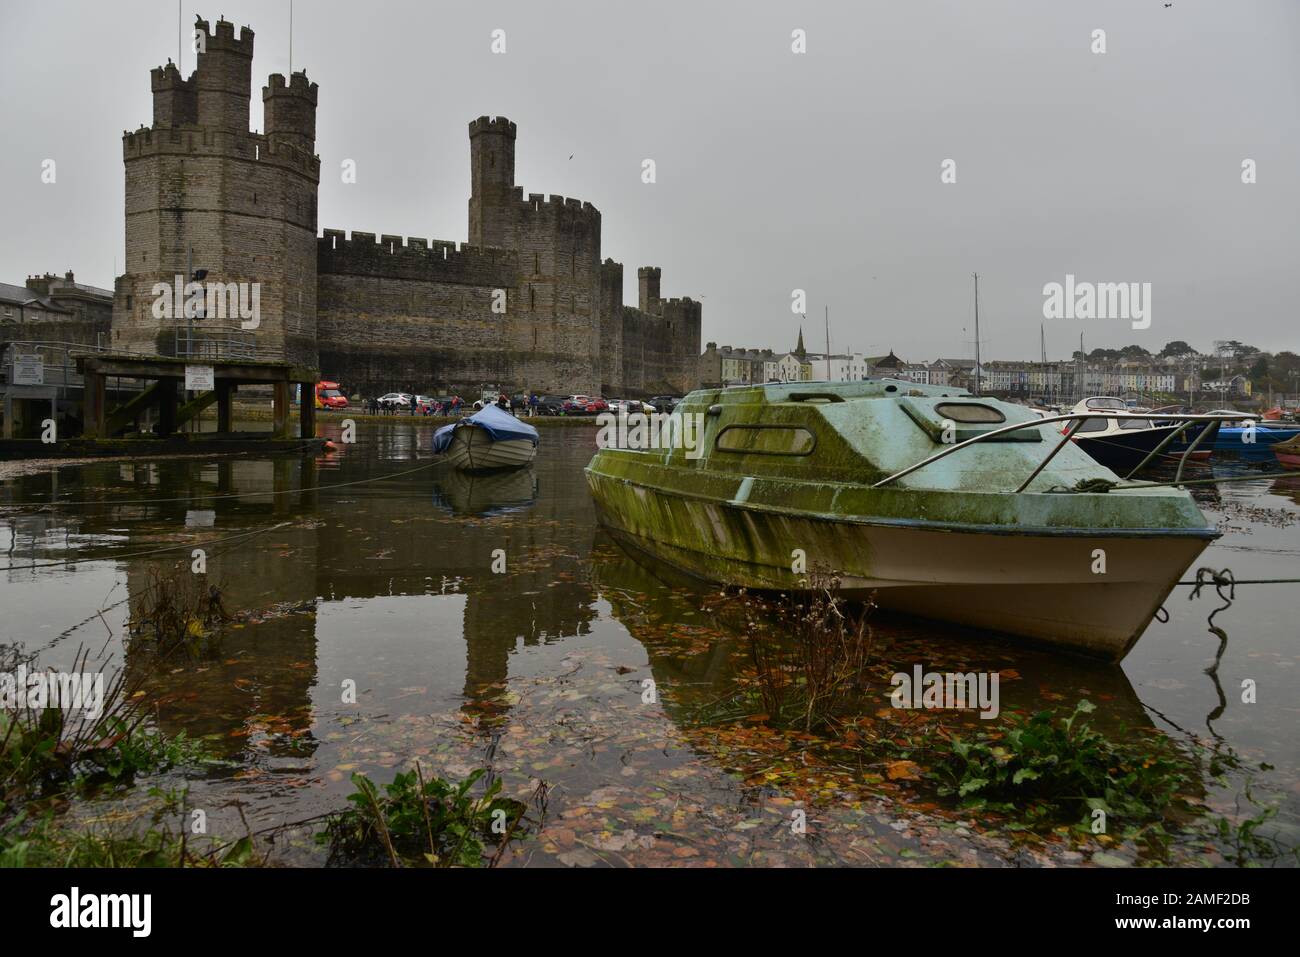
left=585, top=379, right=1219, bottom=661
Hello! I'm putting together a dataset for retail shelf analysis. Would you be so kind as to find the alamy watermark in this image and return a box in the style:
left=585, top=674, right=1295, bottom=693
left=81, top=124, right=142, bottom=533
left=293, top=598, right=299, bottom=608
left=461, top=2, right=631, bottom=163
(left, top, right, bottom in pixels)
left=595, top=411, right=705, bottom=460
left=151, top=274, right=260, bottom=329
left=1, top=665, right=104, bottom=719
left=1042, top=273, right=1150, bottom=330
left=890, top=664, right=1000, bottom=719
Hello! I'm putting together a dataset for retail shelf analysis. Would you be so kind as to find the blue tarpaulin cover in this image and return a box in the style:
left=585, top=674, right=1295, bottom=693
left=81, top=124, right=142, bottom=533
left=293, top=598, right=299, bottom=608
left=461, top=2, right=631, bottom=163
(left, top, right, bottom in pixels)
left=433, top=403, right=540, bottom=453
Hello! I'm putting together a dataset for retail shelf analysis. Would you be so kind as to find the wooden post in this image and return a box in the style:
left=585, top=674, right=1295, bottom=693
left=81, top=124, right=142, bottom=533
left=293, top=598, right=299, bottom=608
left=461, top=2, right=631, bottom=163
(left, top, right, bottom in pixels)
left=300, top=383, right=316, bottom=438
left=300, top=455, right=318, bottom=509
left=272, top=380, right=291, bottom=439
left=83, top=371, right=107, bottom=438
left=158, top=379, right=178, bottom=437
left=216, top=381, right=235, bottom=434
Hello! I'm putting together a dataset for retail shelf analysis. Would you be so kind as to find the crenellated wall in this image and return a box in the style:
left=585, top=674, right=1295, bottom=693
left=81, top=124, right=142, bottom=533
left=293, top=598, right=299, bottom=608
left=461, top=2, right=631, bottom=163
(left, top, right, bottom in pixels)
left=314, top=228, right=607, bottom=396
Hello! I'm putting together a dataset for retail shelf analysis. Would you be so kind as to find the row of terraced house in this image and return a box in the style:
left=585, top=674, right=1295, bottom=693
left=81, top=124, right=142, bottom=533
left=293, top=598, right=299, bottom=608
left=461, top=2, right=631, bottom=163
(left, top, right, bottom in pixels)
left=698, top=340, right=1239, bottom=402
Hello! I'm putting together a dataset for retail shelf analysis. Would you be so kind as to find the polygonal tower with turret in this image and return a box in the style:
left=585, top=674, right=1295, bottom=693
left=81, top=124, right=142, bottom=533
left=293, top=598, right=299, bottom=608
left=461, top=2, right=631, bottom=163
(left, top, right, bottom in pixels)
left=113, top=16, right=321, bottom=367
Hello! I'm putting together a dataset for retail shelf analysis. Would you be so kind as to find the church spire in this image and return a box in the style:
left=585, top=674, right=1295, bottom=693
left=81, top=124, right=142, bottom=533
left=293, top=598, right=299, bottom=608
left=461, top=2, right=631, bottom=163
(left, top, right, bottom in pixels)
left=795, top=326, right=806, bottom=358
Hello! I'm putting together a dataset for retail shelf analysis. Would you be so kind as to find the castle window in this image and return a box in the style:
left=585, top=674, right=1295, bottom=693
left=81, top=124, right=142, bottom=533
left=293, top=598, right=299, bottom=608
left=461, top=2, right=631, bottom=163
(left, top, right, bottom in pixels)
left=529, top=286, right=535, bottom=310
left=489, top=152, right=495, bottom=169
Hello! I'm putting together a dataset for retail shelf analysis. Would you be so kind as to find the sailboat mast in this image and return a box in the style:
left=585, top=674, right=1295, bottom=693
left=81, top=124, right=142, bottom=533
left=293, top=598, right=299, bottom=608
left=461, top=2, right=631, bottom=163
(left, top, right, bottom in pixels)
left=824, top=305, right=831, bottom=382
left=973, top=272, right=981, bottom=396
left=1040, top=323, right=1047, bottom=405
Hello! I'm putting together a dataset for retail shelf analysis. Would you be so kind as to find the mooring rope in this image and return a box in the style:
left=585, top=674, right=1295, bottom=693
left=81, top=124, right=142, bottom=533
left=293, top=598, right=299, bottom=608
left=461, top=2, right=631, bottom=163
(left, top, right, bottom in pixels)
left=1, top=458, right=440, bottom=509
left=1187, top=567, right=1236, bottom=675
left=0, top=520, right=296, bottom=572
left=1048, top=470, right=1297, bottom=493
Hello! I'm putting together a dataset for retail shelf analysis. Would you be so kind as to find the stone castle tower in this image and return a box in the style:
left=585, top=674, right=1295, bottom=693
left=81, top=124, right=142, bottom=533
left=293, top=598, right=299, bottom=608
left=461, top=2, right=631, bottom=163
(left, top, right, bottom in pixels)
left=466, top=116, right=604, bottom=387
left=113, top=17, right=321, bottom=366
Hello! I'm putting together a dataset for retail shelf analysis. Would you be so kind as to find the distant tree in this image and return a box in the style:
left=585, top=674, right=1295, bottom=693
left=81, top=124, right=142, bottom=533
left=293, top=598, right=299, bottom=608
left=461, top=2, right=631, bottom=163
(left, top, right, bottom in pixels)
left=1213, top=340, right=1259, bottom=360
left=1119, top=344, right=1150, bottom=359
left=1087, top=348, right=1120, bottom=362
left=1159, top=340, right=1195, bottom=358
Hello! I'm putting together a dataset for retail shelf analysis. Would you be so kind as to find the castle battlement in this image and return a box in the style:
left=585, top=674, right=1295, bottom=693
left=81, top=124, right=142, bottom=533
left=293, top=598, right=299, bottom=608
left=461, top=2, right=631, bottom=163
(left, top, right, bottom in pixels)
left=506, top=188, right=601, bottom=221
left=150, top=61, right=194, bottom=92
left=194, top=17, right=254, bottom=54
left=317, top=229, right=518, bottom=286
left=264, top=71, right=319, bottom=103
left=468, top=115, right=516, bottom=137
left=122, top=125, right=320, bottom=177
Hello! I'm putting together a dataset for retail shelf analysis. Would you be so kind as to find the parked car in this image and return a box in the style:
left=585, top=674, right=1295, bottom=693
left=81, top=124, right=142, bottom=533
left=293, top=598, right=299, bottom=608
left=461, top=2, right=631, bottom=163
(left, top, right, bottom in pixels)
left=537, top=395, right=568, bottom=416
left=608, top=398, right=651, bottom=415
left=564, top=394, right=607, bottom=415
left=378, top=392, right=411, bottom=410
left=648, top=395, right=681, bottom=413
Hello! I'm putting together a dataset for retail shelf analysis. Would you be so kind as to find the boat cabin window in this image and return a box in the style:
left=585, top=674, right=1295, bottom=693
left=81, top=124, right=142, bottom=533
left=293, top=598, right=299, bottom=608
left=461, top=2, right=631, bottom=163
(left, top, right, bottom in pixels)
left=1118, top=418, right=1153, bottom=430
left=716, top=425, right=816, bottom=455
left=1085, top=398, right=1127, bottom=411
left=934, top=402, right=1005, bottom=424
left=1076, top=417, right=1110, bottom=433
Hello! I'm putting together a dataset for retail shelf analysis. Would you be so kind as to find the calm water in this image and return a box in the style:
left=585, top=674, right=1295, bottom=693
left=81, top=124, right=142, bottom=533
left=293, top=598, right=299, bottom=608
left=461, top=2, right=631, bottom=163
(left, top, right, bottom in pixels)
left=1, top=420, right=1296, bottom=866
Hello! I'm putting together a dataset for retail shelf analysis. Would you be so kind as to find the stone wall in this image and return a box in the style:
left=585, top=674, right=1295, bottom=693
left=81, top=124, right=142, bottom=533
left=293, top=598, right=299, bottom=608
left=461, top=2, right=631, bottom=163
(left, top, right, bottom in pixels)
left=315, top=230, right=603, bottom=397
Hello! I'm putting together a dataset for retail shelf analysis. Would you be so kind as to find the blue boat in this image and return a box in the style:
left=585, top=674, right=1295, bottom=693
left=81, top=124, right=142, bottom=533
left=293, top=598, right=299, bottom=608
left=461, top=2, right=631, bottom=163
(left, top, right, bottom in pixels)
left=1213, top=423, right=1300, bottom=457
left=433, top=404, right=539, bottom=471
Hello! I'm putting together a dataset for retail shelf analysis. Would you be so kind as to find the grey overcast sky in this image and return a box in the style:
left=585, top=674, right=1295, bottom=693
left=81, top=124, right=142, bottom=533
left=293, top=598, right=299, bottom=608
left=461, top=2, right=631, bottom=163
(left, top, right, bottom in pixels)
left=1, top=0, right=1296, bottom=361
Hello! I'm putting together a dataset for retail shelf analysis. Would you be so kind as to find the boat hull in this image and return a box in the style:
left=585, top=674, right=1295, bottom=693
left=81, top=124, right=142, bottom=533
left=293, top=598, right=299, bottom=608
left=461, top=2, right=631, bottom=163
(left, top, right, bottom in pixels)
left=587, top=469, right=1211, bottom=662
left=1074, top=422, right=1216, bottom=473
left=1275, top=438, right=1300, bottom=471
left=1215, top=425, right=1300, bottom=453
left=441, top=426, right=536, bottom=471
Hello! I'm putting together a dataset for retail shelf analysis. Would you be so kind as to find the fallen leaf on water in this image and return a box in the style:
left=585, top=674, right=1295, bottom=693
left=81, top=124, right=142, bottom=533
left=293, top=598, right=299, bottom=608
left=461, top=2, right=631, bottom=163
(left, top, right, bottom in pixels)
left=886, top=760, right=921, bottom=781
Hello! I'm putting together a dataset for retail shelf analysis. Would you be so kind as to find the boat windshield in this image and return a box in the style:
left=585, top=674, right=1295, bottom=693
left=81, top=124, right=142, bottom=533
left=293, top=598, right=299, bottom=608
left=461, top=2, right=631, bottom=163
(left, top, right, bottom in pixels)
left=1085, top=398, right=1127, bottom=411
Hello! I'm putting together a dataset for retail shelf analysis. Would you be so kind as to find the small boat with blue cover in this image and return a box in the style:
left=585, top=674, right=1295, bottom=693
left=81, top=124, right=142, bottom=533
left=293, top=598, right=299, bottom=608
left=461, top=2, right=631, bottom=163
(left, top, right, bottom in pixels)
left=433, top=404, right=539, bottom=471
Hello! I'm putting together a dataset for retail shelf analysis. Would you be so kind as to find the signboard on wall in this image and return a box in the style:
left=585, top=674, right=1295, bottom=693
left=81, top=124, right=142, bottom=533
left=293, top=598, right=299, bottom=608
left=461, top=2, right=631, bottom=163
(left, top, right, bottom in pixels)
left=13, top=354, right=43, bottom=386
left=185, top=364, right=215, bottom=391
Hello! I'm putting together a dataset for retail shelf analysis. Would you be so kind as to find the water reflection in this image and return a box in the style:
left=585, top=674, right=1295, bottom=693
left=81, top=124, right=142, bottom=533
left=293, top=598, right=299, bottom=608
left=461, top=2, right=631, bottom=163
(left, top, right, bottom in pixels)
left=0, top=421, right=1294, bottom=863
left=431, top=467, right=539, bottom=516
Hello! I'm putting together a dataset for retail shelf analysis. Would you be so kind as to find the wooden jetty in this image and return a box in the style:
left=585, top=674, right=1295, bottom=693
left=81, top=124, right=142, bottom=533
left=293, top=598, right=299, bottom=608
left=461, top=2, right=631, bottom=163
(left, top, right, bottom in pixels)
left=1, top=353, right=326, bottom=460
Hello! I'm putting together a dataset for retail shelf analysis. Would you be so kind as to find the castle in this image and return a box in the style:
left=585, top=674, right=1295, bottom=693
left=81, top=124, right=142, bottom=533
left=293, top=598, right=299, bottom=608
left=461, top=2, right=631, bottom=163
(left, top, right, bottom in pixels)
left=112, top=17, right=701, bottom=398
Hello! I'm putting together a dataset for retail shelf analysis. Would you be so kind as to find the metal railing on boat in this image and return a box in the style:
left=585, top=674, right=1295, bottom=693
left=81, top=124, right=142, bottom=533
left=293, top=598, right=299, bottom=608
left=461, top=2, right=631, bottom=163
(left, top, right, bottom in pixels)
left=871, top=411, right=1258, bottom=493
